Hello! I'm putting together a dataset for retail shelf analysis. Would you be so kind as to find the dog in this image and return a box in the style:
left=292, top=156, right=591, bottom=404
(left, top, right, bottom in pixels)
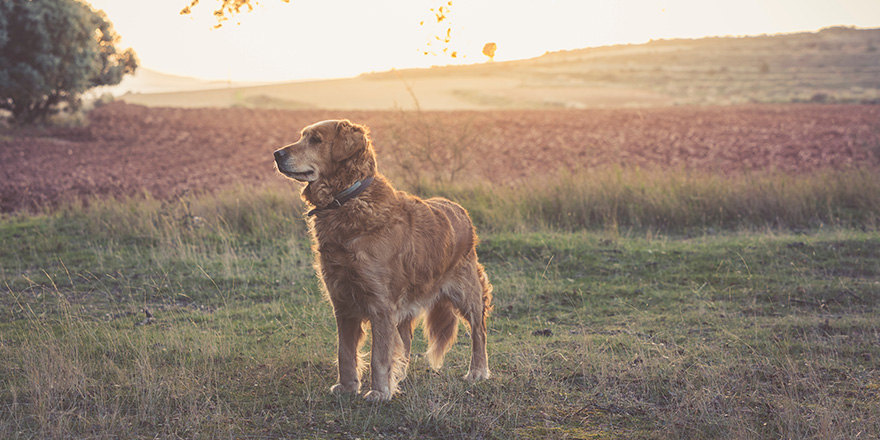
left=273, top=119, right=493, bottom=401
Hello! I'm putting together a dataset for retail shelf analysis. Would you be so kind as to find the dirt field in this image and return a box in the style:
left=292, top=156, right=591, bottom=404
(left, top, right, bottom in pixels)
left=1, top=102, right=878, bottom=213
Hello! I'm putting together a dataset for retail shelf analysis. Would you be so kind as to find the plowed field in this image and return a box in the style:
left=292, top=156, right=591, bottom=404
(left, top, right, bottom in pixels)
left=2, top=103, right=878, bottom=212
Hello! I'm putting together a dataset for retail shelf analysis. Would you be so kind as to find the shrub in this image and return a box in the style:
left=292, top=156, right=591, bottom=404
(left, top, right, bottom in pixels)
left=0, top=0, right=137, bottom=124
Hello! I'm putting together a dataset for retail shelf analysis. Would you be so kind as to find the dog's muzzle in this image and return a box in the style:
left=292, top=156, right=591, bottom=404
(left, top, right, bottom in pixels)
left=274, top=149, right=316, bottom=181
left=273, top=149, right=287, bottom=167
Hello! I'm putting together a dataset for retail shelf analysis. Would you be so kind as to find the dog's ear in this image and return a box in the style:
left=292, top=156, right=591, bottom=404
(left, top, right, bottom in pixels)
left=332, top=120, right=368, bottom=161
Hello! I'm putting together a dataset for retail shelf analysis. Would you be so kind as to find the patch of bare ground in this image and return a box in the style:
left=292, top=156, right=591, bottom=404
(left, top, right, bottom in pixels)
left=1, top=102, right=878, bottom=212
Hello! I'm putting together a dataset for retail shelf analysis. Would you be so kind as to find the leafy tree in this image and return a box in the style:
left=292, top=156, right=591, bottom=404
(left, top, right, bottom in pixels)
left=182, top=0, right=463, bottom=60
left=181, top=0, right=290, bottom=28
left=0, top=0, right=138, bottom=124
left=482, top=43, right=497, bottom=62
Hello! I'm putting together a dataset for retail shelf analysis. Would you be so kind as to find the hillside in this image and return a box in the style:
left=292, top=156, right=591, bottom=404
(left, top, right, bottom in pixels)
left=97, top=68, right=272, bottom=95
left=117, top=26, right=880, bottom=110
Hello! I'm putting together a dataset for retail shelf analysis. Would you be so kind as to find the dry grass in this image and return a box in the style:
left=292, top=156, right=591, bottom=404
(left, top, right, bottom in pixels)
left=413, top=168, right=880, bottom=234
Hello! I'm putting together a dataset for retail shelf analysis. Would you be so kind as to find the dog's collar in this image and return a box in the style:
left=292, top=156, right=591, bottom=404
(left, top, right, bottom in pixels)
left=308, top=176, right=375, bottom=217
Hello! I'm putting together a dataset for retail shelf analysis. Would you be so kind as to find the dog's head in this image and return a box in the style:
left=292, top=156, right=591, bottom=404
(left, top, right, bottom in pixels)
left=273, top=119, right=371, bottom=183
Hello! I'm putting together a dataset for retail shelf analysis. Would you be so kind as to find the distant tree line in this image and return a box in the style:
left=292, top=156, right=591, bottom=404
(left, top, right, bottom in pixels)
left=0, top=0, right=138, bottom=124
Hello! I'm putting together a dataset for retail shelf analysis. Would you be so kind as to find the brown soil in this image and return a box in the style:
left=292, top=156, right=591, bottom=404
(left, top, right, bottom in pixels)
left=1, top=102, right=878, bottom=213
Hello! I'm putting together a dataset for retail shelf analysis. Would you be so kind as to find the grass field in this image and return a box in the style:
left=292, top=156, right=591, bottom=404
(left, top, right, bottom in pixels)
left=2, top=173, right=879, bottom=439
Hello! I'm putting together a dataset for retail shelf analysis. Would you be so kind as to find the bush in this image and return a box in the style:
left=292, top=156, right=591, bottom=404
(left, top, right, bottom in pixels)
left=0, top=0, right=137, bottom=124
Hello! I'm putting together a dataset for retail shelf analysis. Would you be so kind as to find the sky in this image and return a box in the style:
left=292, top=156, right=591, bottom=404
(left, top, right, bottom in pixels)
left=85, top=0, right=880, bottom=83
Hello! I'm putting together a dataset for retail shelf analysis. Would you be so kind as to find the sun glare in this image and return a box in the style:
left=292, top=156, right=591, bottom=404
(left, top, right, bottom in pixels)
left=86, top=0, right=880, bottom=82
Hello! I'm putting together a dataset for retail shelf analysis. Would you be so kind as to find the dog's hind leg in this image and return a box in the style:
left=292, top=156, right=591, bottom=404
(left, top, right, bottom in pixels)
left=398, top=317, right=415, bottom=360
left=392, top=318, right=416, bottom=389
left=457, top=261, right=493, bottom=382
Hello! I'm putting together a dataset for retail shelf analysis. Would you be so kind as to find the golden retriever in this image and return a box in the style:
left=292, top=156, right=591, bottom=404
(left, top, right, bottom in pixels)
left=273, top=119, right=493, bottom=401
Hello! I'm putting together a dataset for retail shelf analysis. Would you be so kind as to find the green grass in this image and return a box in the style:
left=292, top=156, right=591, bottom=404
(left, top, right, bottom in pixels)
left=1, top=178, right=879, bottom=439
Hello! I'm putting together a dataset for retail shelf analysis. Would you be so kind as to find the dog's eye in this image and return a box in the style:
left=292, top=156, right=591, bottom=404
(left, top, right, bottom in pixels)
left=310, top=136, right=322, bottom=145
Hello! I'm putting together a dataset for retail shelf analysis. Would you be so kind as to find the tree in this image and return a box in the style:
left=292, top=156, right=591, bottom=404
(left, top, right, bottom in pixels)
left=482, top=42, right=497, bottom=62
left=0, top=0, right=138, bottom=124
left=181, top=0, right=461, bottom=60
left=180, top=0, right=290, bottom=28
left=180, top=0, right=468, bottom=59
left=419, top=2, right=461, bottom=59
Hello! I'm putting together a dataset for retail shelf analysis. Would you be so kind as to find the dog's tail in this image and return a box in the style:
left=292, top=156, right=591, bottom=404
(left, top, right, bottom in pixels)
left=476, top=262, right=494, bottom=323
left=425, top=299, right=458, bottom=370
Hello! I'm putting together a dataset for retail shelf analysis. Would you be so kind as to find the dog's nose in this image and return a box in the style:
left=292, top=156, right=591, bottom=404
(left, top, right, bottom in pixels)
left=274, top=149, right=286, bottom=162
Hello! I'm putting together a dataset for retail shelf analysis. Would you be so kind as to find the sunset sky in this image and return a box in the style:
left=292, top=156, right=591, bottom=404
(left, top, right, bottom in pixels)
left=86, top=0, right=880, bottom=82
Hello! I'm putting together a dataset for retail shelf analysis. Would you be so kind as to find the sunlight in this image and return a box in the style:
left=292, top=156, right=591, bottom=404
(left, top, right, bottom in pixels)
left=85, top=0, right=880, bottom=82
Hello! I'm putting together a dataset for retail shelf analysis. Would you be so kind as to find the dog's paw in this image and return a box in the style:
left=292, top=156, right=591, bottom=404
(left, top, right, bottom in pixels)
left=463, top=368, right=491, bottom=382
left=363, top=389, right=392, bottom=402
left=330, top=382, right=360, bottom=395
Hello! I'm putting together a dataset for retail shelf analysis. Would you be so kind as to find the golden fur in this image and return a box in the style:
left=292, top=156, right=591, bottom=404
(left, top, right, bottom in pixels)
left=274, top=119, right=493, bottom=401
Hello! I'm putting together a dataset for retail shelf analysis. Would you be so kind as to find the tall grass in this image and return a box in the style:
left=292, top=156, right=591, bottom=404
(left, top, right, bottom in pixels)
left=50, top=184, right=312, bottom=280
left=11, top=168, right=874, bottom=257
left=27, top=166, right=880, bottom=241
left=61, top=183, right=308, bottom=245
left=405, top=167, right=880, bottom=234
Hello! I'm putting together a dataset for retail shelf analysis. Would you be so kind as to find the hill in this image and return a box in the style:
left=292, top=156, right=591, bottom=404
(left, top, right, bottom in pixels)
left=97, top=68, right=272, bottom=95
left=117, top=26, right=880, bottom=110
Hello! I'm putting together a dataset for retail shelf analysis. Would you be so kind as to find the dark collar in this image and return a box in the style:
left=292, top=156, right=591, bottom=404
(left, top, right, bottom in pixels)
left=307, top=176, right=374, bottom=217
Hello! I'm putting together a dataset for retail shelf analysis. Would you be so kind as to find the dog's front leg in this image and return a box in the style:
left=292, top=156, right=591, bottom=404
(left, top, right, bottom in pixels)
left=364, top=313, right=398, bottom=402
left=330, top=315, right=364, bottom=395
